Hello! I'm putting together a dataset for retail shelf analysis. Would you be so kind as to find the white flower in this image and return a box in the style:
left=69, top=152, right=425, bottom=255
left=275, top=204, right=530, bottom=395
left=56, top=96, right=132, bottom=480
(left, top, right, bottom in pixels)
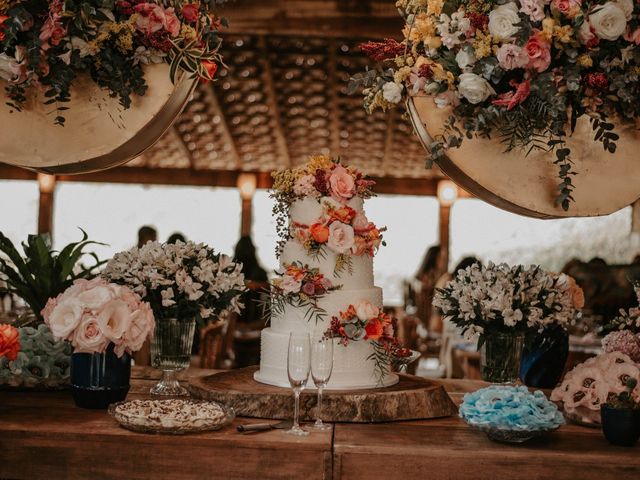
left=503, top=308, right=523, bottom=327
left=70, top=36, right=99, bottom=58
left=382, top=82, right=403, bottom=104
left=437, top=11, right=471, bottom=49
left=455, top=48, right=476, bottom=70
left=161, top=288, right=176, bottom=307
left=434, top=91, right=460, bottom=108
left=97, top=299, right=133, bottom=343
left=520, top=0, right=546, bottom=22
left=589, top=2, right=627, bottom=41
left=354, top=300, right=380, bottom=321
left=47, top=299, right=83, bottom=340
left=615, top=0, right=634, bottom=19
left=457, top=73, right=496, bottom=104
left=496, top=43, right=529, bottom=70
left=488, top=3, right=521, bottom=40
left=0, top=53, right=23, bottom=83
left=293, top=174, right=320, bottom=198
left=77, top=284, right=113, bottom=310
left=280, top=275, right=302, bottom=294
left=327, top=222, right=355, bottom=254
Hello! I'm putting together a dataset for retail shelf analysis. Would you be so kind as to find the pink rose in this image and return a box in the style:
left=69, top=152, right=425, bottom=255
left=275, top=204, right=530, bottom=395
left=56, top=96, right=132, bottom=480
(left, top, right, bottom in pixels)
left=135, top=3, right=181, bottom=37
left=328, top=165, right=355, bottom=203
left=551, top=0, right=582, bottom=18
left=496, top=43, right=529, bottom=70
left=72, top=316, right=109, bottom=354
left=77, top=280, right=114, bottom=310
left=352, top=212, right=371, bottom=231
left=520, top=0, right=546, bottom=22
left=41, top=297, right=58, bottom=322
left=279, top=275, right=302, bottom=294
left=354, top=300, right=379, bottom=321
left=97, top=299, right=133, bottom=343
left=624, top=27, right=640, bottom=44
left=525, top=31, right=551, bottom=73
left=115, top=304, right=154, bottom=357
left=46, top=298, right=83, bottom=340
left=327, top=222, right=355, bottom=254
left=578, top=20, right=599, bottom=47
left=181, top=3, right=200, bottom=24
left=302, top=282, right=316, bottom=296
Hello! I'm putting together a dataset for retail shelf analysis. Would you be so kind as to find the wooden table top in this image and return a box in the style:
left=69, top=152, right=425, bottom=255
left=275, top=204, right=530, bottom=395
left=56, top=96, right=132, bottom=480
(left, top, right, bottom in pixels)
left=2, top=368, right=639, bottom=480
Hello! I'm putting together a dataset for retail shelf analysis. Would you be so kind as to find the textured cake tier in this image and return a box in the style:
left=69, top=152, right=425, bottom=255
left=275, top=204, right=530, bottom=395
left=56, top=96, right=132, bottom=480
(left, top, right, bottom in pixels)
left=289, top=196, right=364, bottom=225
left=271, top=287, right=383, bottom=334
left=280, top=240, right=374, bottom=290
left=255, top=327, right=399, bottom=390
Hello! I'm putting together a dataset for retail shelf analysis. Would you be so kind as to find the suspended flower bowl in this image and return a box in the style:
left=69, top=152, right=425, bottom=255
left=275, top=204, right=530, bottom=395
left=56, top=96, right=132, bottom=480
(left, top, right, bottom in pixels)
left=407, top=96, right=640, bottom=219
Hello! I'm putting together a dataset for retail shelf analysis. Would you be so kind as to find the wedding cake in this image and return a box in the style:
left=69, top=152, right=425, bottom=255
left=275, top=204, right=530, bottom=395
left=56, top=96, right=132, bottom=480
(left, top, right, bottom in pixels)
left=254, top=156, right=408, bottom=390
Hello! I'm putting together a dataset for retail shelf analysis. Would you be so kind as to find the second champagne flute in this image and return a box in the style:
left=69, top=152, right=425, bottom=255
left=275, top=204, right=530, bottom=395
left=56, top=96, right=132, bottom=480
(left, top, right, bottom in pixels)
left=286, top=332, right=310, bottom=436
left=311, top=334, right=333, bottom=430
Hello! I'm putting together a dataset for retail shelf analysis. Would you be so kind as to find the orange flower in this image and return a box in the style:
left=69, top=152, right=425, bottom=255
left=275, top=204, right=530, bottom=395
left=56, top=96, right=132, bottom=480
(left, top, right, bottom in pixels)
left=365, top=319, right=384, bottom=341
left=341, top=305, right=357, bottom=321
left=329, top=206, right=356, bottom=224
left=0, top=15, right=9, bottom=42
left=309, top=223, right=330, bottom=243
left=202, top=61, right=218, bottom=81
left=0, top=324, right=20, bottom=362
left=351, top=236, right=368, bottom=256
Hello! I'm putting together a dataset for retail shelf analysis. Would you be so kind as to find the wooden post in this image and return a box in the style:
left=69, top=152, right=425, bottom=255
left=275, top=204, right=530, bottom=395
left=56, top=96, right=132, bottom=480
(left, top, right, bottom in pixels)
left=438, top=204, right=451, bottom=272
left=632, top=199, right=640, bottom=234
left=37, top=174, right=56, bottom=236
left=241, top=198, right=252, bottom=236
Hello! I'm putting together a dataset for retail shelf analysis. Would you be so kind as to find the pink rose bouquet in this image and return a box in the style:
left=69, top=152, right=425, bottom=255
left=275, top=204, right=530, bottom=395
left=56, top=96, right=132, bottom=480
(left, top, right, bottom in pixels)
left=42, top=278, right=155, bottom=357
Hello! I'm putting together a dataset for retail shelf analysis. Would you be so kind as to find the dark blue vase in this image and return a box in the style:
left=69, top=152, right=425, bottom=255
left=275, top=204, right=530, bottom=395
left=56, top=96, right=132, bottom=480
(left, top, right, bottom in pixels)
left=601, top=405, right=640, bottom=446
left=520, top=326, right=569, bottom=389
left=71, top=343, right=131, bottom=409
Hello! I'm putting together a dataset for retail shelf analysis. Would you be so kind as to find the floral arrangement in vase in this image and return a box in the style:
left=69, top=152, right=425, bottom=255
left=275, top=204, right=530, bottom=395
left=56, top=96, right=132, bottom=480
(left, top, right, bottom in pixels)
left=433, top=262, right=584, bottom=343
left=290, top=197, right=386, bottom=275
left=271, top=155, right=377, bottom=255
left=551, top=351, right=640, bottom=425
left=269, top=261, right=342, bottom=324
left=325, top=300, right=411, bottom=381
left=0, top=0, right=226, bottom=124
left=42, top=277, right=155, bottom=357
left=0, top=323, right=71, bottom=388
left=0, top=323, right=19, bottom=361
left=601, top=283, right=640, bottom=361
left=350, top=0, right=640, bottom=209
left=102, top=240, right=246, bottom=322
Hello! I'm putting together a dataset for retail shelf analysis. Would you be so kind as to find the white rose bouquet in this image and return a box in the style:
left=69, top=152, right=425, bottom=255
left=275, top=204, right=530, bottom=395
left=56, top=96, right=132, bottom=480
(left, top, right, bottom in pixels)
left=433, top=263, right=584, bottom=344
left=102, top=241, right=246, bottom=323
left=42, top=278, right=155, bottom=357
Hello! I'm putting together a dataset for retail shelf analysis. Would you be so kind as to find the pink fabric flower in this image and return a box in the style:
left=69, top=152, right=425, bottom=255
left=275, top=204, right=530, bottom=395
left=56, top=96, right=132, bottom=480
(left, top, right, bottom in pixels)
left=520, top=0, right=546, bottom=22
left=134, top=3, right=181, bottom=37
left=327, top=222, right=355, bottom=254
left=578, top=20, right=599, bottom=47
left=525, top=31, right=551, bottom=73
left=602, top=331, right=640, bottom=362
left=624, top=27, right=640, bottom=44
left=39, top=1, right=66, bottom=51
left=72, top=316, right=110, bottom=354
left=496, top=43, right=529, bottom=70
left=328, top=165, right=356, bottom=202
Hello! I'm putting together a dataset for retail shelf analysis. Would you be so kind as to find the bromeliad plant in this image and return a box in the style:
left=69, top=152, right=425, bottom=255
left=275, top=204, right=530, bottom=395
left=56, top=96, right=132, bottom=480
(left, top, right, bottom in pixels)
left=269, top=261, right=342, bottom=324
left=0, top=229, right=105, bottom=324
left=350, top=0, right=640, bottom=210
left=0, top=0, right=227, bottom=125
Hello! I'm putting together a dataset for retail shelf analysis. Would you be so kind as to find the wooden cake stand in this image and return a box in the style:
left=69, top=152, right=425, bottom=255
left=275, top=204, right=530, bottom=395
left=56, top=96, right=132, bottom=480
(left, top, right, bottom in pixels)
left=188, top=366, right=457, bottom=423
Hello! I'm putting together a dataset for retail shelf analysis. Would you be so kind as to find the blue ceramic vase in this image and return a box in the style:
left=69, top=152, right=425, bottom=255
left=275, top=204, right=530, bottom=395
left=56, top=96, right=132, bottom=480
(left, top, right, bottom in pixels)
left=520, top=326, right=569, bottom=389
left=71, top=343, right=131, bottom=409
left=601, top=405, right=640, bottom=446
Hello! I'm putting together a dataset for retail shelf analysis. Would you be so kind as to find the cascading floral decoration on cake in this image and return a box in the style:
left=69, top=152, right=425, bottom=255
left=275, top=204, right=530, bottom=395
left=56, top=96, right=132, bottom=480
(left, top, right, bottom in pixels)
left=0, top=0, right=227, bottom=124
left=271, top=155, right=386, bottom=274
left=325, top=300, right=411, bottom=382
left=268, top=261, right=342, bottom=324
left=349, top=0, right=640, bottom=210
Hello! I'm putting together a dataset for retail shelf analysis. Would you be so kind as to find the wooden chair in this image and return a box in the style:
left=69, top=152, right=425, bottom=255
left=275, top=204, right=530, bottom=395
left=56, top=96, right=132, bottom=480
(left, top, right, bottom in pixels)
left=198, top=317, right=230, bottom=370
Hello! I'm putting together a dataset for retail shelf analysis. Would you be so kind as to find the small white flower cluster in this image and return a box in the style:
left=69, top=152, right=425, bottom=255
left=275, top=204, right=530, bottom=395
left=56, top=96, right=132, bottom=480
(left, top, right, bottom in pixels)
left=433, top=262, right=584, bottom=340
left=103, top=241, right=246, bottom=320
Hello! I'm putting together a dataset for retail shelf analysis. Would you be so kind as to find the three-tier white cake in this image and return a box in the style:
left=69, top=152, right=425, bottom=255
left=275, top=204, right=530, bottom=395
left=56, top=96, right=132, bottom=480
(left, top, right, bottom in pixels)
left=254, top=158, right=399, bottom=390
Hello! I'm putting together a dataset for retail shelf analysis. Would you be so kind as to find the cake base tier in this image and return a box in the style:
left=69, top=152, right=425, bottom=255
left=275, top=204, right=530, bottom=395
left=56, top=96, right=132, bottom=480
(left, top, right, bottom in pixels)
left=188, top=366, right=458, bottom=423
left=252, top=368, right=399, bottom=390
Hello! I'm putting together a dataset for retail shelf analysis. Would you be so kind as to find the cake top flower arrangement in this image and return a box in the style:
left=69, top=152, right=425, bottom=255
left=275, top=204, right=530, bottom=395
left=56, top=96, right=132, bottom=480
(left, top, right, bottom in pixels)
left=42, top=277, right=155, bottom=357
left=269, top=262, right=342, bottom=324
left=102, top=240, right=246, bottom=323
left=0, top=0, right=226, bottom=124
left=433, top=262, right=584, bottom=345
left=350, top=0, right=640, bottom=209
left=326, top=300, right=411, bottom=382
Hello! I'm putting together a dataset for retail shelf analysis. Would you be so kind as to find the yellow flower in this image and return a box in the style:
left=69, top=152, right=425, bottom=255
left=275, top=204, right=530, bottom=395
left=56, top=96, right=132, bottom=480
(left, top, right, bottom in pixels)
left=427, top=0, right=444, bottom=16
left=306, top=155, right=333, bottom=172
left=0, top=0, right=20, bottom=13
left=473, top=31, right=495, bottom=60
left=541, top=18, right=556, bottom=42
left=394, top=66, right=412, bottom=83
left=577, top=55, right=593, bottom=68
left=553, top=25, right=573, bottom=44
left=403, top=13, right=437, bottom=43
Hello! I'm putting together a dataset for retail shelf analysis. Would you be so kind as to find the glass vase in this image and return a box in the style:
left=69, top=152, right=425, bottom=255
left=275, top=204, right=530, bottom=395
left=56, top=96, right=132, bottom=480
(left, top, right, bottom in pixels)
left=520, top=325, right=569, bottom=388
left=71, top=343, right=131, bottom=409
left=150, top=317, right=196, bottom=396
left=480, top=332, right=525, bottom=384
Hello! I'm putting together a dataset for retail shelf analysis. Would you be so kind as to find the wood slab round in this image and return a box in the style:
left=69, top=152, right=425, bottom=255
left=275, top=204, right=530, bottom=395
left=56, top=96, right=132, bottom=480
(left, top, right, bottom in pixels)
left=188, top=366, right=457, bottom=423
left=407, top=95, right=640, bottom=219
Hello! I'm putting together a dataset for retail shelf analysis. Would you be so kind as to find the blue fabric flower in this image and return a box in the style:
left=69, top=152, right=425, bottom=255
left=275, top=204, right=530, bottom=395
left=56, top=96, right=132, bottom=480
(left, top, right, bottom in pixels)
left=459, top=385, right=565, bottom=431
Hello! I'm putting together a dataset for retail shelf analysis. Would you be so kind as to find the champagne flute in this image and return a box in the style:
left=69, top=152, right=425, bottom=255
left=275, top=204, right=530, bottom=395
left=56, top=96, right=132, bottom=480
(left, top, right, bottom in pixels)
left=311, top=334, right=333, bottom=430
left=286, top=332, right=310, bottom=436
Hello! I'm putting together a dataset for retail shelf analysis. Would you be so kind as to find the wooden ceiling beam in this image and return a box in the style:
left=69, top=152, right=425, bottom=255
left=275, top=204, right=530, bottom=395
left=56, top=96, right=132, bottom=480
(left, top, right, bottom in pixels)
left=203, top=84, right=242, bottom=169
left=219, top=0, right=403, bottom=39
left=0, top=164, right=454, bottom=197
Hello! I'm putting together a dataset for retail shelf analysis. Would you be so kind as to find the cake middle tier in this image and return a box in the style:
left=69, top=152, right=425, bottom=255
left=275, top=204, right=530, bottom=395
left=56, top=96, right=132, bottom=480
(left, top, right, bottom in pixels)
left=271, top=286, right=383, bottom=334
left=280, top=239, right=374, bottom=290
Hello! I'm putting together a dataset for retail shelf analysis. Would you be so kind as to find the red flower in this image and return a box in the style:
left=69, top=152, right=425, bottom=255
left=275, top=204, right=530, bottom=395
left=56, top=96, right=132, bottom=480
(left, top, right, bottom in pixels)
left=0, top=324, right=20, bottom=362
left=365, top=319, right=384, bottom=341
left=359, top=39, right=405, bottom=62
left=418, top=63, right=433, bottom=80
left=492, top=79, right=531, bottom=110
left=585, top=72, right=608, bottom=90
left=313, top=169, right=329, bottom=195
left=202, top=60, right=218, bottom=79
left=182, top=3, right=200, bottom=24
left=467, top=12, right=489, bottom=32
left=0, top=15, right=9, bottom=42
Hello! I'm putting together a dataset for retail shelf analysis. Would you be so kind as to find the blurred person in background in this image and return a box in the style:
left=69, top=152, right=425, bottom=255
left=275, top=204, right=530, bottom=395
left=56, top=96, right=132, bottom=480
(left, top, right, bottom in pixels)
left=167, top=232, right=186, bottom=244
left=137, top=225, right=157, bottom=248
